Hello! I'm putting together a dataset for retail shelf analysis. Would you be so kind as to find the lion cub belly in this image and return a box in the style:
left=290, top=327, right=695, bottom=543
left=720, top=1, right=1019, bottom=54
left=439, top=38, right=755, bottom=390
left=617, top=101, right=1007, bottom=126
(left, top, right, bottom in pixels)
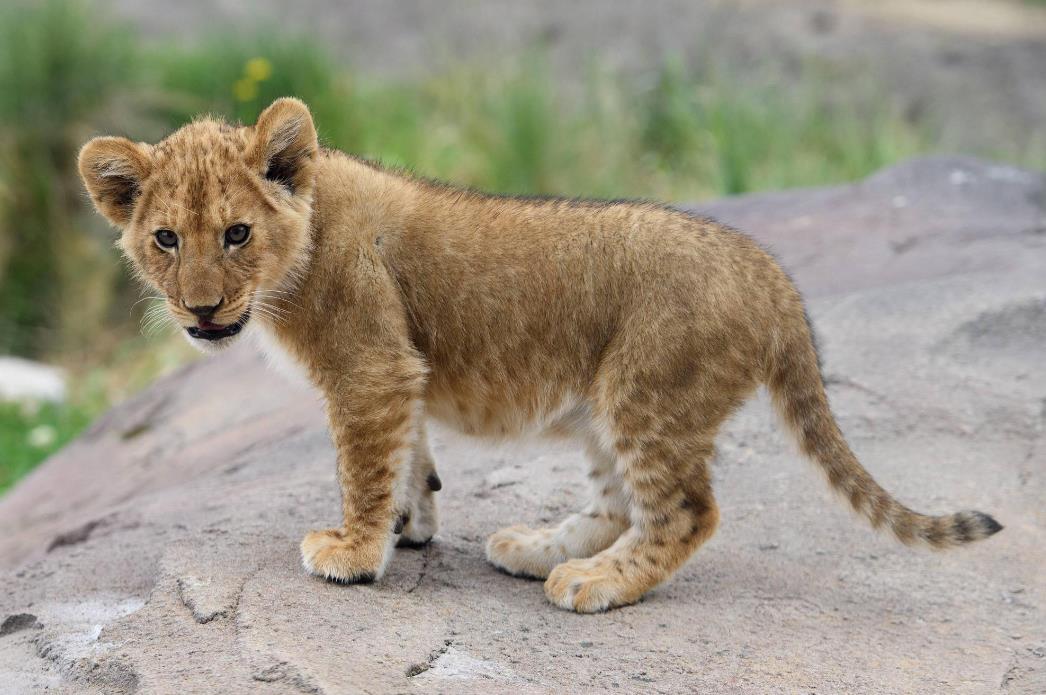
left=426, top=384, right=591, bottom=441
left=249, top=322, right=590, bottom=441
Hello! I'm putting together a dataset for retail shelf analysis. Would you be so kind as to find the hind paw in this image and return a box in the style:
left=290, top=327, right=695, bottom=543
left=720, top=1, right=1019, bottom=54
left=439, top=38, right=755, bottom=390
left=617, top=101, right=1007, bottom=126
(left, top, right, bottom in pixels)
left=544, top=557, right=639, bottom=613
left=486, top=525, right=564, bottom=579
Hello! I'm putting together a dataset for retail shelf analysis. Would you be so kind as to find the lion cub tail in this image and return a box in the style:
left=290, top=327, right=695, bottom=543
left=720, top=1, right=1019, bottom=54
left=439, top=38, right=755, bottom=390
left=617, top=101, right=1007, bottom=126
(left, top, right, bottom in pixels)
left=765, top=308, right=1002, bottom=548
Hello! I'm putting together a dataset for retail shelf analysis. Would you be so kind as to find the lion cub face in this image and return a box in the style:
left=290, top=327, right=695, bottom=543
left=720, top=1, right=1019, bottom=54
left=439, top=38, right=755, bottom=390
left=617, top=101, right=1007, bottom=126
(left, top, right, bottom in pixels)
left=78, top=98, right=318, bottom=352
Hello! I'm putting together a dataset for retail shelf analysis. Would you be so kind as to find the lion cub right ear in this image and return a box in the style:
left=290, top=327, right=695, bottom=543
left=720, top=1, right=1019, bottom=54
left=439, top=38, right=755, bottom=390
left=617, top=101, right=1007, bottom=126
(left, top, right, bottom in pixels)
left=78, top=137, right=152, bottom=228
left=247, top=97, right=319, bottom=197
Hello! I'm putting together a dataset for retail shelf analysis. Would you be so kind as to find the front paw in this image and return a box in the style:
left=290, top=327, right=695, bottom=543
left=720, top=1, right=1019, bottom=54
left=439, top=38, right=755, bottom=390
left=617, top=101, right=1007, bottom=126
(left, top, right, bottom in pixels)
left=300, top=528, right=392, bottom=584
left=397, top=492, right=439, bottom=548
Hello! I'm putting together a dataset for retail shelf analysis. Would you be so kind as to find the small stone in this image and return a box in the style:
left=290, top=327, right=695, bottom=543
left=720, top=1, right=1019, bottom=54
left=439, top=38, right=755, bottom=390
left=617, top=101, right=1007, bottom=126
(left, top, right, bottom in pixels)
left=0, top=613, right=39, bottom=636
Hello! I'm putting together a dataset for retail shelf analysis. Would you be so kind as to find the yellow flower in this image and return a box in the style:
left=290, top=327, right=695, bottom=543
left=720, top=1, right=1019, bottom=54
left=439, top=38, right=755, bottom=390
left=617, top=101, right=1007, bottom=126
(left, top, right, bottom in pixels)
left=245, top=57, right=273, bottom=82
left=233, top=77, right=258, bottom=102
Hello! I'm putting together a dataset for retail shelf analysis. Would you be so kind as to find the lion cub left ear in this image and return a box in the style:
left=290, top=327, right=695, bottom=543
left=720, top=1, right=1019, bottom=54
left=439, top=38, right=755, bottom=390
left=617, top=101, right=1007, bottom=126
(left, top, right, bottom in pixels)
left=78, top=136, right=152, bottom=228
left=248, top=97, right=319, bottom=196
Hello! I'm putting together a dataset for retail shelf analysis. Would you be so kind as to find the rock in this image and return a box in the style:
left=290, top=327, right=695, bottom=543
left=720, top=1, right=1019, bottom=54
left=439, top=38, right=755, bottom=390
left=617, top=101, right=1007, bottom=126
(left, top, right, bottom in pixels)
left=0, top=156, right=1043, bottom=693
left=175, top=575, right=237, bottom=625
left=0, top=356, right=66, bottom=403
left=0, top=614, right=40, bottom=637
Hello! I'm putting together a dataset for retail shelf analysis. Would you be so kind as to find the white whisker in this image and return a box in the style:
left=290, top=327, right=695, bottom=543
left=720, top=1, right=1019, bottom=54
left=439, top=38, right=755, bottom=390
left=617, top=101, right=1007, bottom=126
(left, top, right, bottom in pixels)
left=129, top=295, right=165, bottom=316
left=253, top=290, right=303, bottom=311
left=255, top=302, right=291, bottom=316
left=139, top=302, right=175, bottom=334
left=141, top=313, right=176, bottom=336
left=251, top=302, right=289, bottom=326
left=252, top=303, right=286, bottom=320
left=252, top=289, right=302, bottom=320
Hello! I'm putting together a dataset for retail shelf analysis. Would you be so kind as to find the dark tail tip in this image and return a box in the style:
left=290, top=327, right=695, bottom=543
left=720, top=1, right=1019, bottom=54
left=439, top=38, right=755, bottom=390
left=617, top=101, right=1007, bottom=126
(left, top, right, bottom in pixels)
left=950, top=510, right=1003, bottom=545
left=974, top=511, right=1003, bottom=537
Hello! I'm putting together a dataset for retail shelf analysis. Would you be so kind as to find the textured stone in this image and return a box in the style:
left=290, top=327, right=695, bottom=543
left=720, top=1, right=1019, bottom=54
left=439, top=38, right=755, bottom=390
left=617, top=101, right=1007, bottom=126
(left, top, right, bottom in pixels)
left=0, top=156, right=1043, bottom=693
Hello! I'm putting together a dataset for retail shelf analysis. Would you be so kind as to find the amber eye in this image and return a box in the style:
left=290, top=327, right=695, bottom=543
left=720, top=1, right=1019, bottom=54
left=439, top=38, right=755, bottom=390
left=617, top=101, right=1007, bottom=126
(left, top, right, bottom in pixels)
left=155, top=229, right=178, bottom=249
left=224, top=223, right=251, bottom=247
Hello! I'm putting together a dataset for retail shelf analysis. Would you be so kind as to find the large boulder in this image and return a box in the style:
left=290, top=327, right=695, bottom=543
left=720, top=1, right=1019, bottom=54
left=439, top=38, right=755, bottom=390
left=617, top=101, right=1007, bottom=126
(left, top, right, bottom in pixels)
left=1, top=156, right=1043, bottom=694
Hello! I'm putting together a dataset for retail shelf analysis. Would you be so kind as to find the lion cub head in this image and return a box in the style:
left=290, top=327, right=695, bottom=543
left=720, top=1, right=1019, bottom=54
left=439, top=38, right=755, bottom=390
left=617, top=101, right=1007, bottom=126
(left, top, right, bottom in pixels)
left=78, top=98, right=318, bottom=352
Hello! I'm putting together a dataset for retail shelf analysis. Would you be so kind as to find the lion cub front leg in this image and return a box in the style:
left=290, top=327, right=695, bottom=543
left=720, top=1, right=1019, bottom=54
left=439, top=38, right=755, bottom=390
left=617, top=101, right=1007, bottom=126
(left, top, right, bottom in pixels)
left=300, top=354, right=426, bottom=584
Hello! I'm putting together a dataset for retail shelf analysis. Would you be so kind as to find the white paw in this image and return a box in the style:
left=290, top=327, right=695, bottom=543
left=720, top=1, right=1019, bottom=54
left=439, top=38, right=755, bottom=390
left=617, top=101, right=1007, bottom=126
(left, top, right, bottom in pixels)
left=486, top=525, right=564, bottom=579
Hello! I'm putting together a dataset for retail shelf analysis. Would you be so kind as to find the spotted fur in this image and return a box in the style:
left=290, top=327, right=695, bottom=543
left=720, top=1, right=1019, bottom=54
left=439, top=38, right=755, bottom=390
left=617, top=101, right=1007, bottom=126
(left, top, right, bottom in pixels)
left=78, top=98, right=1001, bottom=613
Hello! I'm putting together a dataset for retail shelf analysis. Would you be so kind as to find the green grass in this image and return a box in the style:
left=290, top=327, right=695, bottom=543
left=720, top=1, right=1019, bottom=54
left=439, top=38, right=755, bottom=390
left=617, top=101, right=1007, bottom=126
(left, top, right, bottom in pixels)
left=0, top=0, right=137, bottom=358
left=0, top=400, right=98, bottom=492
left=0, top=335, right=192, bottom=492
left=0, top=0, right=1042, bottom=492
left=138, top=39, right=937, bottom=202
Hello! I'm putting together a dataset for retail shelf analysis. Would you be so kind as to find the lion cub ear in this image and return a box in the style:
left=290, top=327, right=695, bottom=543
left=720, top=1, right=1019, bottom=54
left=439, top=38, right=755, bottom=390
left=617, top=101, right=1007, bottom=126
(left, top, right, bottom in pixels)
left=248, top=97, right=319, bottom=196
left=78, top=137, right=152, bottom=228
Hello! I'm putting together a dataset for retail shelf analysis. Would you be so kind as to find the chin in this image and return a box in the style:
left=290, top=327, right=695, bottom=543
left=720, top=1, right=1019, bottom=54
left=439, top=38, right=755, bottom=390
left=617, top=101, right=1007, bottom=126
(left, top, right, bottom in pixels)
left=182, top=330, right=245, bottom=354
left=180, top=311, right=251, bottom=354
left=179, top=307, right=253, bottom=353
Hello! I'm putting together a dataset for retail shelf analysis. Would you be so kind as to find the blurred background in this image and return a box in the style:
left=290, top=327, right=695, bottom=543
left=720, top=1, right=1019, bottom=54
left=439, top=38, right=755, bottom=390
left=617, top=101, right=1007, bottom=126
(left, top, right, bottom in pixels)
left=0, top=0, right=1043, bottom=491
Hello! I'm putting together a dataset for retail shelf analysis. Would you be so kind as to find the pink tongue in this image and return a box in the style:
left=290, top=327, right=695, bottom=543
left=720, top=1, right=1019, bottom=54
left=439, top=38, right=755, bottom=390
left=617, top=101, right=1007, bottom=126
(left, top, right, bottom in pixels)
left=199, top=320, right=223, bottom=331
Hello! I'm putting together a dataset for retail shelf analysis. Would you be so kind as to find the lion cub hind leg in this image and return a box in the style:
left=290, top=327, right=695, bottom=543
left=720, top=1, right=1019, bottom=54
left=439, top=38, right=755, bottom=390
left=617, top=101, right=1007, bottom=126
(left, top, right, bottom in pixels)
left=543, top=346, right=751, bottom=612
left=486, top=439, right=630, bottom=579
left=543, top=428, right=722, bottom=612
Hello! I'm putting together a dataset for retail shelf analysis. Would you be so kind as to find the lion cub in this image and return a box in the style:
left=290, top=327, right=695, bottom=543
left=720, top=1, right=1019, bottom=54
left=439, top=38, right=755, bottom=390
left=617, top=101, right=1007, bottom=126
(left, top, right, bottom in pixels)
left=78, top=98, right=1001, bottom=612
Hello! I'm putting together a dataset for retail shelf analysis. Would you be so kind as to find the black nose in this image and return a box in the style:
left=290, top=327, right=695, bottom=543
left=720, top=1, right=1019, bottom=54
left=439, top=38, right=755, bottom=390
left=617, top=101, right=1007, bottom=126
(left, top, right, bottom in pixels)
left=184, top=300, right=223, bottom=319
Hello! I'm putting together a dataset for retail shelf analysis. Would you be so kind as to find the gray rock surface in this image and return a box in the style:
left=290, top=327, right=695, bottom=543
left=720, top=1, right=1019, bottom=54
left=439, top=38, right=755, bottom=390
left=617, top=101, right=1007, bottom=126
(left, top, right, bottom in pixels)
left=1, top=156, right=1044, bottom=693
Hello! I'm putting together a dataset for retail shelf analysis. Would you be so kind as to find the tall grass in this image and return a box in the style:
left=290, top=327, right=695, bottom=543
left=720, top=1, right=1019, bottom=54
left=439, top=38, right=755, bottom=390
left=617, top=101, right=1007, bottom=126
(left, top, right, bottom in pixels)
left=146, top=42, right=935, bottom=202
left=0, top=0, right=137, bottom=358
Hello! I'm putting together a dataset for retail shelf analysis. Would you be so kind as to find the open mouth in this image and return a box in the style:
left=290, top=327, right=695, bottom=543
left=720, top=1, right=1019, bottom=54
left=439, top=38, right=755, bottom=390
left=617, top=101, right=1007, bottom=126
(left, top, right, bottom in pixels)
left=185, top=309, right=251, bottom=341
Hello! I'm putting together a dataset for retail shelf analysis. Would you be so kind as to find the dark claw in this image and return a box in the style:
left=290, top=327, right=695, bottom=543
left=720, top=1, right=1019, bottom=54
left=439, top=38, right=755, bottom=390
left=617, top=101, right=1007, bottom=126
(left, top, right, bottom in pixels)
left=393, top=512, right=409, bottom=535
left=325, top=572, right=375, bottom=585
left=426, top=472, right=442, bottom=492
left=397, top=535, right=433, bottom=549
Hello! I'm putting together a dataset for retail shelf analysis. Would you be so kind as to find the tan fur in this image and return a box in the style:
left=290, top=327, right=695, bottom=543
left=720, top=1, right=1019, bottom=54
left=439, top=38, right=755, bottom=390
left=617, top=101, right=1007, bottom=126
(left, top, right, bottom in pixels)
left=78, top=98, right=1001, bottom=612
